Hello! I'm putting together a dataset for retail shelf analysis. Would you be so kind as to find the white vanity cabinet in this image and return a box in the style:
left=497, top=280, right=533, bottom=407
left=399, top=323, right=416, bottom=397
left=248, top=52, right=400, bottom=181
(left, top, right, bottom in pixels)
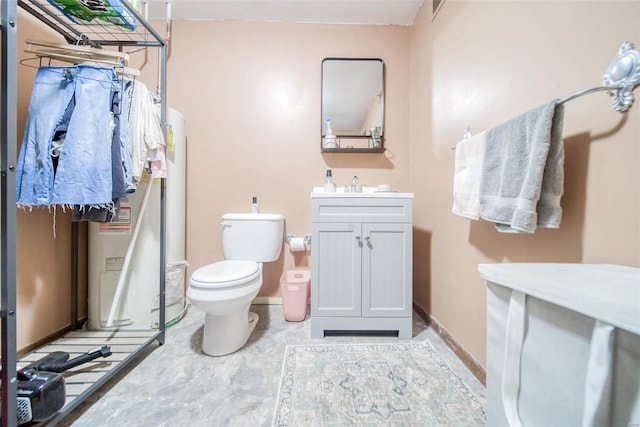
left=310, top=194, right=413, bottom=338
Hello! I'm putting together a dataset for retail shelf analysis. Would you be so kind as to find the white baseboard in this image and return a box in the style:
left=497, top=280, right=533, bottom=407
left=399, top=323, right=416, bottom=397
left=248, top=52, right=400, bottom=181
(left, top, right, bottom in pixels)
left=252, top=296, right=283, bottom=305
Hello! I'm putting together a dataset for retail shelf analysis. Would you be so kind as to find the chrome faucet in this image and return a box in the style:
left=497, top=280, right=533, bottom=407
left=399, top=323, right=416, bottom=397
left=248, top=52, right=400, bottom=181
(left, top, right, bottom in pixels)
left=350, top=176, right=361, bottom=192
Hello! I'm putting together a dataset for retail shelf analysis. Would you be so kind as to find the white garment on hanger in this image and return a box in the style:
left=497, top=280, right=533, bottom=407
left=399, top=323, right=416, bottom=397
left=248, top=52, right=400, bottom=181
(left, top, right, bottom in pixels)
left=128, top=80, right=165, bottom=180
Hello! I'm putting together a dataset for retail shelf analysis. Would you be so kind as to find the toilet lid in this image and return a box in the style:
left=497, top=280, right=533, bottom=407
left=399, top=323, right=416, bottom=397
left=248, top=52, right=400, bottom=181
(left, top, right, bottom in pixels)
left=190, top=260, right=260, bottom=289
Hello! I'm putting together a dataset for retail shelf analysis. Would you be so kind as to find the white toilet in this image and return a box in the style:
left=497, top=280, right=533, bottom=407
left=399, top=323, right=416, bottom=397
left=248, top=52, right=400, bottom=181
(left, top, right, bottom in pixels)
left=187, top=213, right=284, bottom=356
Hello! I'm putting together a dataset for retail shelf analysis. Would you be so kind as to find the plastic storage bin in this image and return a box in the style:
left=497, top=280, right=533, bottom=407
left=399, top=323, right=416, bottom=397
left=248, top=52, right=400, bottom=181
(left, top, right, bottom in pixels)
left=480, top=263, right=640, bottom=427
left=280, top=270, right=311, bottom=322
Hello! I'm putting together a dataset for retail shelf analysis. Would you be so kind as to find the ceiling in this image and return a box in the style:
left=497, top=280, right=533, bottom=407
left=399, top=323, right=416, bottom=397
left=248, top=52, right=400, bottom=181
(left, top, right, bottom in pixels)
left=146, top=0, right=425, bottom=26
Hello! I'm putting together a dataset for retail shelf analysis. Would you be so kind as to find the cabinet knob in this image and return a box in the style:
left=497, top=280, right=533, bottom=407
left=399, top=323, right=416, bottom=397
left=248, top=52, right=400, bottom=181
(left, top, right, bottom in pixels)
left=365, top=235, right=371, bottom=242
left=355, top=235, right=361, bottom=245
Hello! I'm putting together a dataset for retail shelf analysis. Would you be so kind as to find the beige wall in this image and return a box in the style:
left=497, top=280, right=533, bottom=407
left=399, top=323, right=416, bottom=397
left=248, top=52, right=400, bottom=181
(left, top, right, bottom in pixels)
left=410, top=0, right=640, bottom=367
left=165, top=20, right=411, bottom=295
left=13, top=2, right=640, bottom=369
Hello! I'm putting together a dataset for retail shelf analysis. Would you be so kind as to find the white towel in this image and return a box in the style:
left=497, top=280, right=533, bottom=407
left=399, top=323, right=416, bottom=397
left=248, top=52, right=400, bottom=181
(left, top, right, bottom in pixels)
left=452, top=131, right=487, bottom=220
left=479, top=100, right=565, bottom=233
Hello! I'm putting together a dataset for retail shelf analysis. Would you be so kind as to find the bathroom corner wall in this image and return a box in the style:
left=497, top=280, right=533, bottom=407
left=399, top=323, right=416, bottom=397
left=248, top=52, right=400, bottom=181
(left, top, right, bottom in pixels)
left=165, top=21, right=411, bottom=296
left=409, top=1, right=640, bottom=367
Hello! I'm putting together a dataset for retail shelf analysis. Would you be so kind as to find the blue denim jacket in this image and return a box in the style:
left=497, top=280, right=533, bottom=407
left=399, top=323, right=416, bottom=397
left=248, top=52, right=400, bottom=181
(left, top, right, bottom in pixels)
left=16, top=65, right=118, bottom=207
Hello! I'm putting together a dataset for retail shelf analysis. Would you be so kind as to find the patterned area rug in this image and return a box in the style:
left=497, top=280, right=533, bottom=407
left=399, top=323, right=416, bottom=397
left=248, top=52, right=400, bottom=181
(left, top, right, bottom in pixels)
left=273, top=341, right=485, bottom=426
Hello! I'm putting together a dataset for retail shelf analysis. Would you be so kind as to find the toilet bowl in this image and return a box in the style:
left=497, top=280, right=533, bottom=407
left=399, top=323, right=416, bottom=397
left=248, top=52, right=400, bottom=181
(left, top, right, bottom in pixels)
left=187, top=213, right=284, bottom=356
left=188, top=260, right=262, bottom=356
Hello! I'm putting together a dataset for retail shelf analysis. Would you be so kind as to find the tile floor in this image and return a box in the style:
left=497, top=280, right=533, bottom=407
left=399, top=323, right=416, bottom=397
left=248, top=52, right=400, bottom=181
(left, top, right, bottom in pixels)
left=61, top=304, right=486, bottom=426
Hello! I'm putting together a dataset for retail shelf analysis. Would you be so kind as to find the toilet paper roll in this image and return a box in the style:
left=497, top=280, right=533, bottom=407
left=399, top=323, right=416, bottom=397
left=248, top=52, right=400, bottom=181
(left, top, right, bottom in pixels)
left=289, top=237, right=306, bottom=252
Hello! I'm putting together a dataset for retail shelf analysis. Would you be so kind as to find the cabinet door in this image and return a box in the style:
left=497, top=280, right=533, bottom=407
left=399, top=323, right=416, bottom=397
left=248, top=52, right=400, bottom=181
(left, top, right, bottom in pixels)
left=311, top=223, right=362, bottom=317
left=361, top=223, right=412, bottom=317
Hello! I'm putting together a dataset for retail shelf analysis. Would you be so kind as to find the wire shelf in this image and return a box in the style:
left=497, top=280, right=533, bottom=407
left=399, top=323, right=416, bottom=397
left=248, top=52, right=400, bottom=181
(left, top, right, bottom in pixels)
left=18, top=0, right=164, bottom=47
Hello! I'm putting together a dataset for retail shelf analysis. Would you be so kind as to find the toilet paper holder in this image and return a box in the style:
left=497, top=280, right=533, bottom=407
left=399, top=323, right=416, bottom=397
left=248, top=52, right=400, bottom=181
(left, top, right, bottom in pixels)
left=286, top=235, right=311, bottom=245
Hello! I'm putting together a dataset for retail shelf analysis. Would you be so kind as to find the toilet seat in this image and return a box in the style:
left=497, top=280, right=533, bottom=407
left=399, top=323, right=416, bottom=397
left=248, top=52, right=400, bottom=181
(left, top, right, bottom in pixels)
left=190, top=260, right=260, bottom=289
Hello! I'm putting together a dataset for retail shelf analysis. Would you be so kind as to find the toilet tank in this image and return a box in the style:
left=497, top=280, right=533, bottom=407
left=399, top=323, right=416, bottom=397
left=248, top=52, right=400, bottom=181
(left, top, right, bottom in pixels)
left=221, top=213, right=285, bottom=262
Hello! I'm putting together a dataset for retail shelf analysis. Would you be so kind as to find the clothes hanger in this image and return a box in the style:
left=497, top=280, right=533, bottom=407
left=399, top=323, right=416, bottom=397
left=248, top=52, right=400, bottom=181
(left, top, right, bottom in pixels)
left=25, top=38, right=129, bottom=62
left=25, top=49, right=140, bottom=77
left=23, top=40, right=140, bottom=77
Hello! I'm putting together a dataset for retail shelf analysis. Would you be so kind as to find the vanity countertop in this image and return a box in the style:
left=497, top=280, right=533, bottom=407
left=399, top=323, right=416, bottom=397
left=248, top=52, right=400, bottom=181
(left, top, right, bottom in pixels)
left=311, top=187, right=414, bottom=199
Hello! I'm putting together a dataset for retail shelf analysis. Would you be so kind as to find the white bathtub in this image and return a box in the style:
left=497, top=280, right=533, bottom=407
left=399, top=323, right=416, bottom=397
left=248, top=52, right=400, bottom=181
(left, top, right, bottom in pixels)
left=480, top=263, right=640, bottom=427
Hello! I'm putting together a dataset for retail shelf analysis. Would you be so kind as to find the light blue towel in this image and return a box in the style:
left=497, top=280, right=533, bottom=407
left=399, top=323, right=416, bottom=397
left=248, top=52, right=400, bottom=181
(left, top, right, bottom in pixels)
left=479, top=100, right=565, bottom=233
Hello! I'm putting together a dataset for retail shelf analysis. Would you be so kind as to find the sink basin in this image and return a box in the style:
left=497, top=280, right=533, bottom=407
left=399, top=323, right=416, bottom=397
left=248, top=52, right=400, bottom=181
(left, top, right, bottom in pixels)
left=311, top=187, right=413, bottom=198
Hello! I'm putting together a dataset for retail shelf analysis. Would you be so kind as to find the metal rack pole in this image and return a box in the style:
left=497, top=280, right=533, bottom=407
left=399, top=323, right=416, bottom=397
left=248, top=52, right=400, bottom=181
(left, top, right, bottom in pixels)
left=158, top=41, right=167, bottom=344
left=1, top=0, right=19, bottom=424
left=71, top=222, right=79, bottom=330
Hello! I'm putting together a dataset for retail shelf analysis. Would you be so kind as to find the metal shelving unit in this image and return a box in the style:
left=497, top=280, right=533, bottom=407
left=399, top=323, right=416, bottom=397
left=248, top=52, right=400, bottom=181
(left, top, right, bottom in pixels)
left=1, top=1, right=168, bottom=424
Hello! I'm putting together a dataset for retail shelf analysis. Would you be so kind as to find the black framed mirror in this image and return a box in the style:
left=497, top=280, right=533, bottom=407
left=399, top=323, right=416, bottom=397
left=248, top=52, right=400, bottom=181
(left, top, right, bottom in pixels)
left=321, top=58, right=385, bottom=152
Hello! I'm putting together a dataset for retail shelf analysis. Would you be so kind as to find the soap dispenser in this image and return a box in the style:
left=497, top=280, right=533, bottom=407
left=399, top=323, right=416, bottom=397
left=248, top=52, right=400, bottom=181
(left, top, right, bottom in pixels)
left=323, top=169, right=336, bottom=192
left=251, top=196, right=259, bottom=213
left=324, top=119, right=337, bottom=149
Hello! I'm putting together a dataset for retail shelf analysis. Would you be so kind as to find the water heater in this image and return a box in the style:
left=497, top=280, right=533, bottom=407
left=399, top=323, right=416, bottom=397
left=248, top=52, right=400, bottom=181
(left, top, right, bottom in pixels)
left=88, top=108, right=186, bottom=330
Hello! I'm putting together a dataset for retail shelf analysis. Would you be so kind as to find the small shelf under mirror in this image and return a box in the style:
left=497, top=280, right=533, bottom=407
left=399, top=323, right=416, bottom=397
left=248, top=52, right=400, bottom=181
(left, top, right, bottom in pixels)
left=322, top=147, right=386, bottom=154
left=321, top=134, right=385, bottom=153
